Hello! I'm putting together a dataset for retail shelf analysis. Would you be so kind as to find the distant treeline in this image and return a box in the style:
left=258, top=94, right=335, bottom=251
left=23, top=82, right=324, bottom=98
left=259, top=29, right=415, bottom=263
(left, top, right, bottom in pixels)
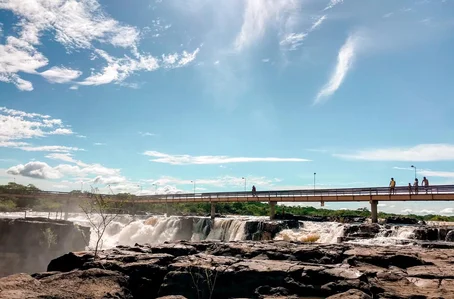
left=0, top=183, right=453, bottom=222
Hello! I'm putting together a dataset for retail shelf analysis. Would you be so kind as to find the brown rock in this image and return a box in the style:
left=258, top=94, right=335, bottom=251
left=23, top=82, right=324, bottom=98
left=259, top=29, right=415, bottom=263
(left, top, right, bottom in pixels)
left=326, top=289, right=372, bottom=299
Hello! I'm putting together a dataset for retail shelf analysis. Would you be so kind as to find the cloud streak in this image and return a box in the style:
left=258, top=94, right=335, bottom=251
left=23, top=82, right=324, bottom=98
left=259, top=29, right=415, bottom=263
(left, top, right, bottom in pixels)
left=314, top=34, right=357, bottom=104
left=335, top=144, right=454, bottom=162
left=143, top=151, right=310, bottom=165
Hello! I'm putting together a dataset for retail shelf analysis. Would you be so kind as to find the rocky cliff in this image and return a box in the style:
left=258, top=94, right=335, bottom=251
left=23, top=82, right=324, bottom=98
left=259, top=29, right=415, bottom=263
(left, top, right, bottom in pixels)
left=1, top=240, right=453, bottom=299
left=0, top=217, right=89, bottom=277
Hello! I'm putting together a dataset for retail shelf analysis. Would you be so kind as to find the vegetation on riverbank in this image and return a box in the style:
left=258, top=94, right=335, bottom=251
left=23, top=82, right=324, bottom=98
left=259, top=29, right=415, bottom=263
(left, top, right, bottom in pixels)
left=1, top=183, right=454, bottom=222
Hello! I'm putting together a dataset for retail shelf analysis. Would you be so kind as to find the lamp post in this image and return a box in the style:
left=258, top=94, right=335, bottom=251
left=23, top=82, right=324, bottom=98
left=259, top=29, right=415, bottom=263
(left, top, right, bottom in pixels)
left=152, top=183, right=158, bottom=194
left=411, top=165, right=417, bottom=180
left=242, top=177, right=246, bottom=192
left=191, top=180, right=196, bottom=194
left=313, top=172, right=316, bottom=191
left=137, top=184, right=142, bottom=193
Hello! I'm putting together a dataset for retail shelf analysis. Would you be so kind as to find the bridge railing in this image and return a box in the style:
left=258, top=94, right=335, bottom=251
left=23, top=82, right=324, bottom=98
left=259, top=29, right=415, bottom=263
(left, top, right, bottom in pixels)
left=2, top=185, right=454, bottom=201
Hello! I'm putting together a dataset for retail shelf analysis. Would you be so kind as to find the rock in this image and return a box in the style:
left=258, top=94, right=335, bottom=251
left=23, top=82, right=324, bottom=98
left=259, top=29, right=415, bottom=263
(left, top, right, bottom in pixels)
left=0, top=269, right=131, bottom=299
left=413, top=227, right=440, bottom=241
left=244, top=220, right=299, bottom=241
left=326, top=289, right=372, bottom=299
left=344, top=224, right=381, bottom=239
left=0, top=217, right=89, bottom=277
left=2, top=240, right=454, bottom=298
left=384, top=217, right=419, bottom=225
left=446, top=230, right=454, bottom=242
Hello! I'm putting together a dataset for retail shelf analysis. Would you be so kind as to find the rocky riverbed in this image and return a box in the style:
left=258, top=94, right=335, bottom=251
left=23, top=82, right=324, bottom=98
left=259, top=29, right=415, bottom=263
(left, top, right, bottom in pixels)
left=1, top=240, right=454, bottom=299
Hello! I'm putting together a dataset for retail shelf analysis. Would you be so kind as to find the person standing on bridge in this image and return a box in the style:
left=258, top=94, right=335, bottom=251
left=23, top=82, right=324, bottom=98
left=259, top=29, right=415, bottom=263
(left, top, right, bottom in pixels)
left=422, top=177, right=429, bottom=194
left=252, top=185, right=257, bottom=197
left=389, top=178, right=396, bottom=195
left=413, top=178, right=419, bottom=195
left=408, top=183, right=412, bottom=195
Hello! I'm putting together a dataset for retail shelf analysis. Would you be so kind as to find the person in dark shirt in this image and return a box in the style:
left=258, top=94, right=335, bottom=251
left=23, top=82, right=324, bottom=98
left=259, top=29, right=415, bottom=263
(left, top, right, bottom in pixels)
left=252, top=185, right=257, bottom=197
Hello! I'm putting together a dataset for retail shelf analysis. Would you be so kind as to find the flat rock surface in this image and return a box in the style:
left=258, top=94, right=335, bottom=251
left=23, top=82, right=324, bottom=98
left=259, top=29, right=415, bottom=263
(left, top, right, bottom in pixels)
left=1, top=241, right=454, bottom=299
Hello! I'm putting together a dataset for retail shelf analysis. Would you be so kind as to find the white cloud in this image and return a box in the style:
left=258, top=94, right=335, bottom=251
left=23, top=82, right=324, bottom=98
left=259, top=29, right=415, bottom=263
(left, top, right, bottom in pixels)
left=0, top=37, right=48, bottom=91
left=48, top=128, right=74, bottom=135
left=46, top=153, right=77, bottom=163
left=0, top=0, right=199, bottom=90
left=143, top=150, right=310, bottom=165
left=402, top=209, right=413, bottom=214
left=419, top=209, right=435, bottom=214
left=234, top=0, right=298, bottom=51
left=7, top=161, right=62, bottom=179
left=93, top=175, right=126, bottom=185
left=280, top=33, right=307, bottom=51
left=7, top=158, right=121, bottom=182
left=78, top=49, right=159, bottom=86
left=314, top=34, right=358, bottom=104
left=0, top=107, right=76, bottom=151
left=76, top=134, right=86, bottom=138
left=440, top=208, right=454, bottom=215
left=94, top=142, right=106, bottom=146
left=138, top=131, right=156, bottom=137
left=324, top=0, right=344, bottom=11
left=383, top=12, right=394, bottom=18
left=70, top=85, right=79, bottom=90
left=262, top=58, right=270, bottom=62
left=310, top=15, right=327, bottom=31
left=40, top=67, right=82, bottom=83
left=19, top=146, right=82, bottom=153
left=336, top=144, right=454, bottom=162
left=148, top=175, right=280, bottom=188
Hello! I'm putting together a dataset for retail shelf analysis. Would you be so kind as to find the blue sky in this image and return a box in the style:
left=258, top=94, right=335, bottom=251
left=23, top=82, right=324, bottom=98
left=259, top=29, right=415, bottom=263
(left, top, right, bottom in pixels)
left=1, top=0, right=454, bottom=215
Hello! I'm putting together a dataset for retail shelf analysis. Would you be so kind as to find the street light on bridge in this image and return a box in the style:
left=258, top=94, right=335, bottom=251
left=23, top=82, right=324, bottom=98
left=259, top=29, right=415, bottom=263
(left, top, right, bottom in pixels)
left=152, top=183, right=158, bottom=194
left=191, top=180, right=196, bottom=194
left=242, top=177, right=246, bottom=192
left=411, top=165, right=417, bottom=180
left=313, top=172, right=316, bottom=191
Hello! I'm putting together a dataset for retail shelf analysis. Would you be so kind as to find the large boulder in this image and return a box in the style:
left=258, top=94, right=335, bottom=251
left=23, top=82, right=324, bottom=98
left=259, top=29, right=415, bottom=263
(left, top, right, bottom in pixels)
left=446, top=230, right=454, bottom=242
left=344, top=224, right=381, bottom=239
left=0, top=217, right=89, bottom=276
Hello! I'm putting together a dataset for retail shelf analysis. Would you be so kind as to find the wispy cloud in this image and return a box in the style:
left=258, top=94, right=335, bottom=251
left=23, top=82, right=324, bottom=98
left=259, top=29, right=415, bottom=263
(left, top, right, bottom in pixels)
left=148, top=175, right=280, bottom=188
left=335, top=144, right=454, bottom=162
left=310, top=15, right=327, bottom=31
left=94, top=142, right=106, bottom=146
left=280, top=33, right=307, bottom=51
left=314, top=34, right=358, bottom=104
left=234, top=0, right=298, bottom=51
left=143, top=150, right=310, bottom=165
left=324, top=0, right=344, bottom=11
left=138, top=131, right=156, bottom=137
left=19, top=145, right=83, bottom=153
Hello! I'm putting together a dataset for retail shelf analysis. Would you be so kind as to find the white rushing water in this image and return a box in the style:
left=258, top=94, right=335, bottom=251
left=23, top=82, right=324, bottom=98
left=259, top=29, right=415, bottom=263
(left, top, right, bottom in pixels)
left=274, top=222, right=345, bottom=244
left=1, top=212, right=439, bottom=249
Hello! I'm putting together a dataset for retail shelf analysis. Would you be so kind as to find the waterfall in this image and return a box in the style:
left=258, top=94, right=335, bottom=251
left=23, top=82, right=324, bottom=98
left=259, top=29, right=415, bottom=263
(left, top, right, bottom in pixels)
left=1, top=212, right=450, bottom=249
left=275, top=221, right=345, bottom=244
left=206, top=219, right=246, bottom=241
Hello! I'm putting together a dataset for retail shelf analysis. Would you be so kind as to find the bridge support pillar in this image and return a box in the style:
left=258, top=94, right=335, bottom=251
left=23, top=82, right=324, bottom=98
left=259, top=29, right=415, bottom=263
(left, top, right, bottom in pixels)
left=269, top=201, right=277, bottom=220
left=371, top=200, right=378, bottom=223
left=211, top=203, right=216, bottom=220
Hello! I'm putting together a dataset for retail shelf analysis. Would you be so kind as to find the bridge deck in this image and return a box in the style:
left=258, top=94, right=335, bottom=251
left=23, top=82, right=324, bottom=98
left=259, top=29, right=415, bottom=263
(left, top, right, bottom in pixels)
left=1, top=185, right=454, bottom=204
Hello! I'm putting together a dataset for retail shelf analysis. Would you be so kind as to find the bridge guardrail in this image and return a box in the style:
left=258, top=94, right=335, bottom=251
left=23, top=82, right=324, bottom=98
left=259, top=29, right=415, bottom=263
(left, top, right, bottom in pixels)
left=1, top=185, right=454, bottom=201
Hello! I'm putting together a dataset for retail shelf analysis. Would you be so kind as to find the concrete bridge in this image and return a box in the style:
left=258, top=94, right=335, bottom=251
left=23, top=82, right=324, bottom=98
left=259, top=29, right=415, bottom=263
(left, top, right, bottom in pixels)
left=2, top=185, right=454, bottom=223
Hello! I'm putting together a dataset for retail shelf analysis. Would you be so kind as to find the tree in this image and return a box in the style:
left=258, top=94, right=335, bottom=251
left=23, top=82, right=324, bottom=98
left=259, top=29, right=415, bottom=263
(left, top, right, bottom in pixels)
left=79, top=187, right=125, bottom=258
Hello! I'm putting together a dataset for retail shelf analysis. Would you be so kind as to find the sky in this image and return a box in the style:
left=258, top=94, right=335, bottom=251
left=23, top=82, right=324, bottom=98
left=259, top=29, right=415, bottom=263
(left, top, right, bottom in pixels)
left=1, top=0, right=454, bottom=216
